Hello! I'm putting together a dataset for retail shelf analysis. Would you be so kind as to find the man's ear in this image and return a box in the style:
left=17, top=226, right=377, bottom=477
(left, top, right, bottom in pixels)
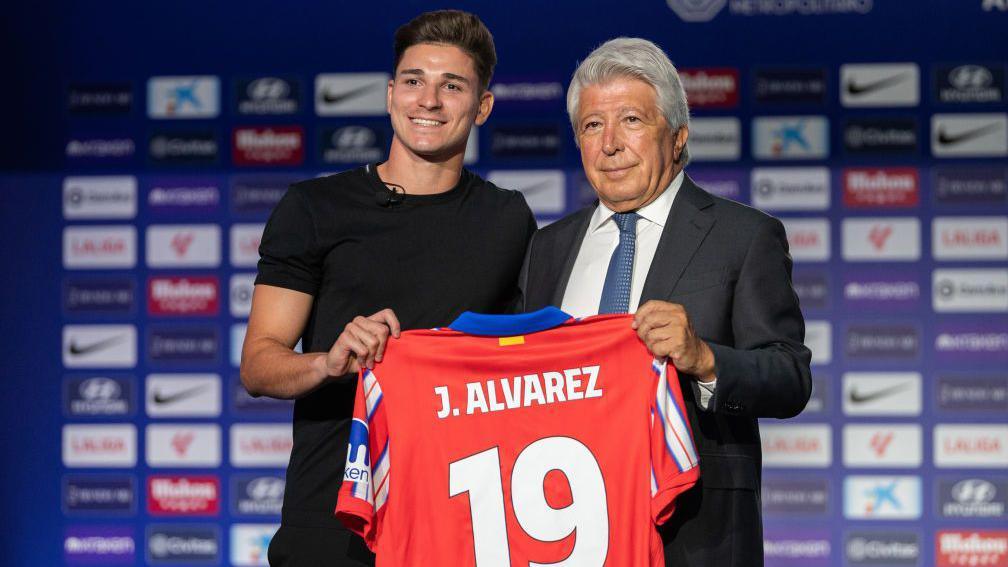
left=386, top=79, right=395, bottom=114
left=474, top=89, right=495, bottom=126
left=674, top=126, right=689, bottom=162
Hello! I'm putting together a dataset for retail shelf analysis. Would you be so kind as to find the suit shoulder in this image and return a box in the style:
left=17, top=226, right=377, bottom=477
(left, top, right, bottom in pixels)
left=536, top=205, right=594, bottom=239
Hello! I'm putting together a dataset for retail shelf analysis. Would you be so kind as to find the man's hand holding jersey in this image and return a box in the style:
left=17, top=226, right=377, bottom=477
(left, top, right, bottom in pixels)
left=318, top=308, right=402, bottom=375
left=633, top=300, right=717, bottom=384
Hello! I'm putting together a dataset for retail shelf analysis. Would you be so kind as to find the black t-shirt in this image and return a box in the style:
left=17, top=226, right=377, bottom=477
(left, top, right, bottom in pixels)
left=255, top=163, right=536, bottom=527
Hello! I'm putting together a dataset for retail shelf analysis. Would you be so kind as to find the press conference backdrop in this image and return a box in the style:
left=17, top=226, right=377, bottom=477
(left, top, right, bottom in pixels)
left=1, top=0, right=1006, bottom=565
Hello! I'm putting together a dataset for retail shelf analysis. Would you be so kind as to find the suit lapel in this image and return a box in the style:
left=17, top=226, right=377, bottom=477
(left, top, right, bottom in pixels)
left=640, top=174, right=716, bottom=303
left=549, top=206, right=594, bottom=307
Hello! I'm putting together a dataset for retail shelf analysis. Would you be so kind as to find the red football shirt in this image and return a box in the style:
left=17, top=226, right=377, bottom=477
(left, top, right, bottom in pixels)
left=336, top=310, right=700, bottom=566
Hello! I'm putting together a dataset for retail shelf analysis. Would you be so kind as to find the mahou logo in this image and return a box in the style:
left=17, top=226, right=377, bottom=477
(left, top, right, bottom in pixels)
left=232, top=126, right=304, bottom=165
left=147, top=276, right=219, bottom=316
left=843, top=168, right=920, bottom=208
left=936, top=531, right=1008, bottom=567
left=679, top=68, right=739, bottom=108
left=147, top=475, right=220, bottom=515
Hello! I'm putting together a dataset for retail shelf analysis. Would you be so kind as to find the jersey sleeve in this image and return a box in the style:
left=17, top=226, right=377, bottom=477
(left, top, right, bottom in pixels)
left=648, top=358, right=701, bottom=525
left=254, top=185, right=323, bottom=296
left=335, top=369, right=391, bottom=550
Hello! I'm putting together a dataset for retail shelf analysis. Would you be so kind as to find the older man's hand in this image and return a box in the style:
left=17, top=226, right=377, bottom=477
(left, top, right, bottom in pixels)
left=633, top=300, right=717, bottom=382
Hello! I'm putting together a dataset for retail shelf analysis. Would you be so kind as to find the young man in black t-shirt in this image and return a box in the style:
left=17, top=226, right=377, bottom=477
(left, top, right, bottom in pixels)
left=240, top=11, right=535, bottom=566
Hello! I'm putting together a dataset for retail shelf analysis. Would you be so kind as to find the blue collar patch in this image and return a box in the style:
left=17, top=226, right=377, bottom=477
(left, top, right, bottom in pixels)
left=448, top=307, right=572, bottom=336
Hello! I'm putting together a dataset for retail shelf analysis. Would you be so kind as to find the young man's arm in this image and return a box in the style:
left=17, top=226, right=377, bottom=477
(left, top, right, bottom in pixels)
left=240, top=284, right=400, bottom=399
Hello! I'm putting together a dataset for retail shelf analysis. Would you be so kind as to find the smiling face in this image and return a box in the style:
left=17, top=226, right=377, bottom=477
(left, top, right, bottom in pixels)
left=575, top=77, right=687, bottom=212
left=386, top=42, right=493, bottom=163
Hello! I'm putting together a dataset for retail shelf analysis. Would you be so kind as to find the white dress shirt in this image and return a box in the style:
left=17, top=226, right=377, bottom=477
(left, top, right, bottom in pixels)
left=560, top=170, right=717, bottom=408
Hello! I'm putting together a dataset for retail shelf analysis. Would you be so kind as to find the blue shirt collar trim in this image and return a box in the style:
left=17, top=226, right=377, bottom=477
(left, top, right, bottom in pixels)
left=448, top=307, right=572, bottom=336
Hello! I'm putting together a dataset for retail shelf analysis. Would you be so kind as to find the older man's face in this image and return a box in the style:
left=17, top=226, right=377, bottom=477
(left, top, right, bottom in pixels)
left=576, top=77, right=687, bottom=212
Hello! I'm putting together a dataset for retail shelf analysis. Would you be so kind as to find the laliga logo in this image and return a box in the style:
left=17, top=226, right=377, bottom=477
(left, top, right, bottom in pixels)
left=667, top=0, right=726, bottom=21
left=344, top=418, right=371, bottom=483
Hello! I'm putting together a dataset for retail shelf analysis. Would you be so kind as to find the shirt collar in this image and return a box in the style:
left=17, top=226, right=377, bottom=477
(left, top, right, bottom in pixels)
left=588, top=170, right=684, bottom=234
left=448, top=307, right=572, bottom=336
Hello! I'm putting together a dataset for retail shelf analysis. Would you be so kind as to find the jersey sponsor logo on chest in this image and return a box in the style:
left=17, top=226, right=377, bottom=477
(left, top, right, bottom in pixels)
left=434, top=365, right=603, bottom=419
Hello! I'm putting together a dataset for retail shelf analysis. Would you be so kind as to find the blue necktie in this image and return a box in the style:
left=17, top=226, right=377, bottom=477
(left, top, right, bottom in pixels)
left=598, top=212, right=639, bottom=314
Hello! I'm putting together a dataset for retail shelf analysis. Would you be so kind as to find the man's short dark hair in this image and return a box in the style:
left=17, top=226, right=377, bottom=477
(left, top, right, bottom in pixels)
left=394, top=10, right=497, bottom=91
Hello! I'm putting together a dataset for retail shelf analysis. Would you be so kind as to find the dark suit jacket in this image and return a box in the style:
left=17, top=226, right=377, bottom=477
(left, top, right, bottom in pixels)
left=520, top=173, right=813, bottom=566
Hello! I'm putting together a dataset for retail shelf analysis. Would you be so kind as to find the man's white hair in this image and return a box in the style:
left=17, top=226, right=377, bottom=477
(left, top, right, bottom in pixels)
left=567, top=37, right=690, bottom=163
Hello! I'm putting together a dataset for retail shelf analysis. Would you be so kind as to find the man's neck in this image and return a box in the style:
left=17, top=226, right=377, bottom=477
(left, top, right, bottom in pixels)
left=376, top=141, right=465, bottom=195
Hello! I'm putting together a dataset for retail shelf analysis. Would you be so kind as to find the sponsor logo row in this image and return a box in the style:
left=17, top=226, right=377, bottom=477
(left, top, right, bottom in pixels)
left=802, top=321, right=1008, bottom=365
left=782, top=217, right=1008, bottom=262
left=63, top=523, right=276, bottom=566
left=795, top=372, right=1007, bottom=417
left=62, top=423, right=292, bottom=468
left=62, top=167, right=1007, bottom=226
left=794, top=269, right=1008, bottom=313
left=63, top=474, right=283, bottom=517
left=761, top=528, right=1008, bottom=567
left=763, top=474, right=1008, bottom=521
left=62, top=323, right=264, bottom=368
left=64, top=274, right=255, bottom=317
left=760, top=423, right=1007, bottom=469
left=61, top=218, right=1008, bottom=270
left=63, top=373, right=291, bottom=418
left=67, top=65, right=1007, bottom=118
left=65, top=113, right=1008, bottom=165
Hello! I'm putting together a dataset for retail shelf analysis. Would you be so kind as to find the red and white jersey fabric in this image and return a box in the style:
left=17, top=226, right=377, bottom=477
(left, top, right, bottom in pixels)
left=335, top=309, right=700, bottom=566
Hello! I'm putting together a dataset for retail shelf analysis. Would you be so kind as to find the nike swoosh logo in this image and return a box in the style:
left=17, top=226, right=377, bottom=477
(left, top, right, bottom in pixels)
left=68, top=335, right=124, bottom=356
left=849, top=382, right=911, bottom=404
left=936, top=123, right=1002, bottom=146
left=319, top=82, right=383, bottom=105
left=152, top=384, right=209, bottom=405
left=846, top=73, right=909, bottom=96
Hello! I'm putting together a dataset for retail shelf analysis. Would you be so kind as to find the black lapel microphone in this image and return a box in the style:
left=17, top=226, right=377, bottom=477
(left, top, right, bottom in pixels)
left=375, top=182, right=406, bottom=207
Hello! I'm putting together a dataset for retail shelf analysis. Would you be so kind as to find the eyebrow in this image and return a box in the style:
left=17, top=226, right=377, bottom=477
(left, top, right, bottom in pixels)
left=398, top=69, right=472, bottom=85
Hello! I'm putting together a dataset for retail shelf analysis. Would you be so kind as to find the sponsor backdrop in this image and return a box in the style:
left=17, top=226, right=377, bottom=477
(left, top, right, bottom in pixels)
left=2, top=1, right=1007, bottom=566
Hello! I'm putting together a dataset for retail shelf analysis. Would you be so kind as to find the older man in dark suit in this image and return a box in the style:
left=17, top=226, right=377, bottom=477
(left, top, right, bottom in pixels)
left=520, top=37, right=813, bottom=566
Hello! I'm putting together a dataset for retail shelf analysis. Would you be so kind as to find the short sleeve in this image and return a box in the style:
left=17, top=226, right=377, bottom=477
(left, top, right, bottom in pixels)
left=255, top=185, right=323, bottom=296
left=649, top=359, right=701, bottom=525
left=335, top=369, right=390, bottom=550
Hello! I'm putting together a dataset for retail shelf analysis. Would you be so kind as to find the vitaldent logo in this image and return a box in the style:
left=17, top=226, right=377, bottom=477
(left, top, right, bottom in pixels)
left=63, top=176, right=137, bottom=219
left=845, top=324, right=920, bottom=360
left=933, top=269, right=1008, bottom=312
left=63, top=277, right=135, bottom=315
left=750, top=167, right=829, bottom=211
left=753, top=68, right=827, bottom=104
left=146, top=325, right=220, bottom=364
left=761, top=476, right=830, bottom=516
left=933, top=167, right=1008, bottom=205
